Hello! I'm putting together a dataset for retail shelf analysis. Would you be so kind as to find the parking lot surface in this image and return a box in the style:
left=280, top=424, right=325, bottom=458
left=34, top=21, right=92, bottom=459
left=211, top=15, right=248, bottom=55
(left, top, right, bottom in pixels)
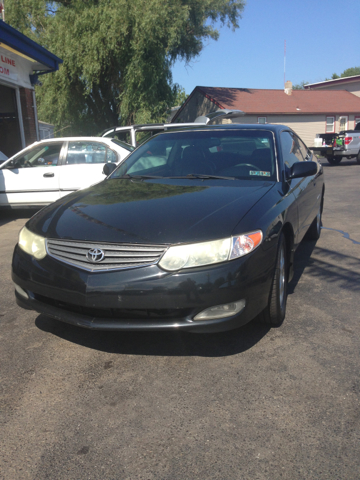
left=0, top=159, right=359, bottom=480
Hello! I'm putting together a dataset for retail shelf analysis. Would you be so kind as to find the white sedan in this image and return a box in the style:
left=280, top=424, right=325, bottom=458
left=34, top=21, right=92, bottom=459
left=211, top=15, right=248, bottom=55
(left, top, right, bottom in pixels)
left=0, top=137, right=133, bottom=208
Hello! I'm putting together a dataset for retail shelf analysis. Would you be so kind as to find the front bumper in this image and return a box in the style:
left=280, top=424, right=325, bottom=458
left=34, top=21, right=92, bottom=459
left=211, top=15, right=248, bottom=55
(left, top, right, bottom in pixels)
left=12, top=243, right=276, bottom=332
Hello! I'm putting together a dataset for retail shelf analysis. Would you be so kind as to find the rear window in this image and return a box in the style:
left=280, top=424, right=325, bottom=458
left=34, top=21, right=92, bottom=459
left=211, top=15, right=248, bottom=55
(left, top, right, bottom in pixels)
left=111, top=139, right=134, bottom=152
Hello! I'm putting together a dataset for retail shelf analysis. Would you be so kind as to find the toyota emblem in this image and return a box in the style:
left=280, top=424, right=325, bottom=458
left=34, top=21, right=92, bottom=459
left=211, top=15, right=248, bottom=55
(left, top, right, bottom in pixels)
left=87, top=248, right=105, bottom=263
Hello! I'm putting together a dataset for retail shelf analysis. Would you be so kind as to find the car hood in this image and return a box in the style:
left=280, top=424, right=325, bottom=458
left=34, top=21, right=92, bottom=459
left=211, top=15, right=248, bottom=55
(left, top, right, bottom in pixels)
left=28, top=179, right=275, bottom=245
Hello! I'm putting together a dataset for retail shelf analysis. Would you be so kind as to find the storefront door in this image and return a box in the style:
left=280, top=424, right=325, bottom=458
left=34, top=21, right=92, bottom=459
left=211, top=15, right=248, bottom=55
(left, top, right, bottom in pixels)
left=0, top=84, right=22, bottom=158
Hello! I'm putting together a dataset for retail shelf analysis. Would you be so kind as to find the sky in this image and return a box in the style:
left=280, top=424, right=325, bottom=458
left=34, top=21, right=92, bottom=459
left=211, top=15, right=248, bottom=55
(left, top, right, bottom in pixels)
left=171, top=0, right=360, bottom=94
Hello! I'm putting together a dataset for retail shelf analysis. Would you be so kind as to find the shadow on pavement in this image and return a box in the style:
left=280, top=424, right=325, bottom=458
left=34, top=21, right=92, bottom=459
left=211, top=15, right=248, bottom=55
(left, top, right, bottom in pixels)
left=289, top=238, right=360, bottom=302
left=0, top=209, right=39, bottom=227
left=296, top=246, right=360, bottom=291
left=287, top=238, right=316, bottom=295
left=320, top=158, right=359, bottom=168
left=35, top=315, right=271, bottom=358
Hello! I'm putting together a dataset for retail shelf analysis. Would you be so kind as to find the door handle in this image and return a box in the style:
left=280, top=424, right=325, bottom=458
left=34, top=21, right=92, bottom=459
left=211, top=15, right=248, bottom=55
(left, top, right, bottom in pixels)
left=43, top=172, right=54, bottom=178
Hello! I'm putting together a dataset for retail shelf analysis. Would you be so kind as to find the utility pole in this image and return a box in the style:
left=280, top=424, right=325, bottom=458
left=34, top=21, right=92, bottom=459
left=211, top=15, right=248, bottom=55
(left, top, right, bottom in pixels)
left=284, top=40, right=286, bottom=87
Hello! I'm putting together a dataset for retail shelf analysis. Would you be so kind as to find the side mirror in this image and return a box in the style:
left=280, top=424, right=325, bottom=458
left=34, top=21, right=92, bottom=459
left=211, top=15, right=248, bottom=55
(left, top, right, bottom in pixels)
left=4, top=160, right=17, bottom=170
left=287, top=161, right=317, bottom=180
left=103, top=162, right=117, bottom=176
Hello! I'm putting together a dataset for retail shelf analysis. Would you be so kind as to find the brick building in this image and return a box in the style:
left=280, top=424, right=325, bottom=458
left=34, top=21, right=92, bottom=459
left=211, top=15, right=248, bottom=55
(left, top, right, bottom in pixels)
left=0, top=21, right=62, bottom=157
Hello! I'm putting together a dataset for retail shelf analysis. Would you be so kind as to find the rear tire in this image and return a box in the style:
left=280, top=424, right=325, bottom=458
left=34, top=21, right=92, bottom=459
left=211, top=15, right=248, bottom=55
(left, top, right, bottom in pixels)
left=326, top=156, right=342, bottom=165
left=357, top=151, right=360, bottom=165
left=261, top=234, right=287, bottom=327
left=307, top=202, right=322, bottom=241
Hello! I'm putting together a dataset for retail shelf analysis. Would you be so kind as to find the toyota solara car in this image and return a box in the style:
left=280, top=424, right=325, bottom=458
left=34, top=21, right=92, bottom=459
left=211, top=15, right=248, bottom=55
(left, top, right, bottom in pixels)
left=0, top=137, right=133, bottom=209
left=12, top=124, right=324, bottom=333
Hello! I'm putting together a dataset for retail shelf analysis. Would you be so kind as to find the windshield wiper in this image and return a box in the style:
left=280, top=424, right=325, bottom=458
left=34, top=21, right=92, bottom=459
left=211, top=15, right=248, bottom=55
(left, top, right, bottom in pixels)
left=169, top=174, right=237, bottom=180
left=116, top=174, right=164, bottom=179
left=116, top=173, right=237, bottom=180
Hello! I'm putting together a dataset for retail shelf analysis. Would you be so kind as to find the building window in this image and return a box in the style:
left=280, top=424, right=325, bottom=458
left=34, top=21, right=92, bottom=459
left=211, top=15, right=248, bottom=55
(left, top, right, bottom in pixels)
left=258, top=117, right=267, bottom=124
left=355, top=116, right=360, bottom=129
left=339, top=116, right=348, bottom=132
left=326, top=116, right=335, bottom=133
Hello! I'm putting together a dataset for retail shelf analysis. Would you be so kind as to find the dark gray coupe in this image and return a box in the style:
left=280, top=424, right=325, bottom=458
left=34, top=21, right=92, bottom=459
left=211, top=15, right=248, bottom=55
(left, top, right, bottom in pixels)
left=12, top=124, right=324, bottom=332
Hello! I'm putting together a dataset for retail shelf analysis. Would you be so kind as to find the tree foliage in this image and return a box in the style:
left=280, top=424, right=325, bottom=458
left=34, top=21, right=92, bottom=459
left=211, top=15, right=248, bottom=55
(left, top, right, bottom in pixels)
left=293, top=80, right=308, bottom=90
left=340, top=66, right=360, bottom=78
left=294, top=66, right=360, bottom=90
left=325, top=66, right=360, bottom=81
left=7, top=0, right=245, bottom=135
left=172, top=86, right=189, bottom=107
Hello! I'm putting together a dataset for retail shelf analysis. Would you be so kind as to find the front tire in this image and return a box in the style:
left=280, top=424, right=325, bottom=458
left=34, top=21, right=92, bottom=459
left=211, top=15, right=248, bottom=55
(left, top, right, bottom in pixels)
left=261, top=234, right=288, bottom=326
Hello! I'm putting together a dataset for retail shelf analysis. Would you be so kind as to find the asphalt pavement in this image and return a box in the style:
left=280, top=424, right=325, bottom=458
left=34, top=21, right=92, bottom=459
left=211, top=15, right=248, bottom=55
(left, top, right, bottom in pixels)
left=0, top=158, right=359, bottom=480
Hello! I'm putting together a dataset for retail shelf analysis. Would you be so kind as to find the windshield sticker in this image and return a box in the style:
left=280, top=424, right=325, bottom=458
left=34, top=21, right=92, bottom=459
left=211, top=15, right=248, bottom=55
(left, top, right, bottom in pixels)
left=250, top=171, right=270, bottom=177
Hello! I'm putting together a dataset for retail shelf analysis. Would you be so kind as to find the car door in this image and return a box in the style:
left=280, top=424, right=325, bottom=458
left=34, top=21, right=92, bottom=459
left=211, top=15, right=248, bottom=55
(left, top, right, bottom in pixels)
left=296, top=134, right=322, bottom=230
left=58, top=141, right=118, bottom=198
left=0, top=142, right=64, bottom=207
left=280, top=131, right=311, bottom=243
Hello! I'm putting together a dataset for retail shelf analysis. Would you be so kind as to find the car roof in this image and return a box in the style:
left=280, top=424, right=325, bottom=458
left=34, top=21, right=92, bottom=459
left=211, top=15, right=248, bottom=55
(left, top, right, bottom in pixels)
left=100, top=110, right=247, bottom=138
left=100, top=123, right=199, bottom=138
left=147, top=123, right=289, bottom=134
left=34, top=136, right=123, bottom=143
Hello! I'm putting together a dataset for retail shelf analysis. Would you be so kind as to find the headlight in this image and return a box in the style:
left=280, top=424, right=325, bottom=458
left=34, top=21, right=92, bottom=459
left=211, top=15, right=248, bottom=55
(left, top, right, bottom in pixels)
left=159, top=231, right=262, bottom=271
left=18, top=226, right=47, bottom=260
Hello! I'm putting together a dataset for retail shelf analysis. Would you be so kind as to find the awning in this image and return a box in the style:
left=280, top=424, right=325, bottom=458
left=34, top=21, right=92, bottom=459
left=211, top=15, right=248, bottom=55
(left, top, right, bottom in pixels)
left=0, top=21, right=62, bottom=74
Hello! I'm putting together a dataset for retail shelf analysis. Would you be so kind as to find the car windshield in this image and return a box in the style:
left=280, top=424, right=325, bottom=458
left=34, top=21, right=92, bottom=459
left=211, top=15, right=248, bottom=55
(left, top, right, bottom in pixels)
left=111, top=130, right=277, bottom=181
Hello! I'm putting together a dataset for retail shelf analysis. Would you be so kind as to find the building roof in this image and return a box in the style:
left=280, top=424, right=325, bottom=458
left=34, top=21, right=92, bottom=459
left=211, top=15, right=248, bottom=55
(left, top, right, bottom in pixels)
left=38, top=121, right=54, bottom=127
left=304, top=75, right=360, bottom=89
left=176, top=86, right=360, bottom=118
left=0, top=21, right=62, bottom=72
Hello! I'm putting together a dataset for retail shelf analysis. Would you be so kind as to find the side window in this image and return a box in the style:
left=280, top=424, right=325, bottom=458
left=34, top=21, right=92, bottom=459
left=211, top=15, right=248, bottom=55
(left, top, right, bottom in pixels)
left=66, top=142, right=107, bottom=164
left=280, top=131, right=303, bottom=168
left=9, top=143, right=62, bottom=169
left=106, top=149, right=118, bottom=163
left=296, top=135, right=311, bottom=161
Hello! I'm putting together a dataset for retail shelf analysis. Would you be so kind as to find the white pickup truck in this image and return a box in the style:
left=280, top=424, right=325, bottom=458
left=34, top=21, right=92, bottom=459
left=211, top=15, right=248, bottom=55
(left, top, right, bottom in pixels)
left=311, top=122, right=360, bottom=165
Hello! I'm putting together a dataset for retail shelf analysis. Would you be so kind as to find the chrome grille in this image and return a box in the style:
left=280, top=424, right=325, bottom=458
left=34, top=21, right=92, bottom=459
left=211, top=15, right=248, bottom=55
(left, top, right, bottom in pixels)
left=46, top=239, right=167, bottom=272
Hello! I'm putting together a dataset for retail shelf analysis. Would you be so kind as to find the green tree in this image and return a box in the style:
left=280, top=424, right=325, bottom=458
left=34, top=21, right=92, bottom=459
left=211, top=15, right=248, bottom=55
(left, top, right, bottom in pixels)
left=295, top=66, right=360, bottom=88
left=325, top=67, right=359, bottom=81
left=340, top=66, right=360, bottom=78
left=7, top=0, right=245, bottom=135
left=293, top=80, right=309, bottom=90
left=172, top=86, right=189, bottom=107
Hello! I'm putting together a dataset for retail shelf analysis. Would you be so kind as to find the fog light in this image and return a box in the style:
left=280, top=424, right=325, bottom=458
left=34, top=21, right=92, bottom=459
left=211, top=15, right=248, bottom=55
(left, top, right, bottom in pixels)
left=193, top=299, right=246, bottom=321
left=14, top=283, right=29, bottom=299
